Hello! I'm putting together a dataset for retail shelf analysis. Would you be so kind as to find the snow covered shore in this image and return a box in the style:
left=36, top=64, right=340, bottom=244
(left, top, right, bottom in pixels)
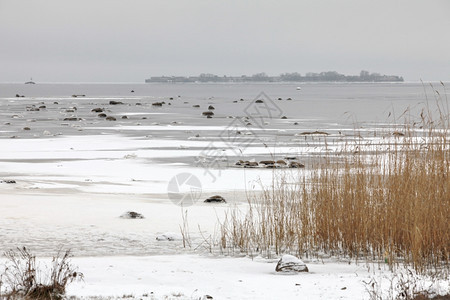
left=66, top=255, right=379, bottom=299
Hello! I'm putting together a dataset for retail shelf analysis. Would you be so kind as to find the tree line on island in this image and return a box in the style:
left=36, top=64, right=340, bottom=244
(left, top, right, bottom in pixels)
left=145, top=70, right=403, bottom=83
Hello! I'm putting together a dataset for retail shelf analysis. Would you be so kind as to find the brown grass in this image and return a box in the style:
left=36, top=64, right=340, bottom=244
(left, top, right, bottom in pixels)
left=218, top=87, right=449, bottom=274
left=0, top=247, right=83, bottom=299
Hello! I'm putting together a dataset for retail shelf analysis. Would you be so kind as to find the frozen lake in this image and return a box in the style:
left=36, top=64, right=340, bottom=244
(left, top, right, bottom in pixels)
left=0, top=82, right=448, bottom=299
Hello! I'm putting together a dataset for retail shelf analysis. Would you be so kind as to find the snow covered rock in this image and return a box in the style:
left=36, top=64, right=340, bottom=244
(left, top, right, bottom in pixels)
left=275, top=255, right=308, bottom=273
left=119, top=211, right=144, bottom=219
left=289, top=161, right=305, bottom=168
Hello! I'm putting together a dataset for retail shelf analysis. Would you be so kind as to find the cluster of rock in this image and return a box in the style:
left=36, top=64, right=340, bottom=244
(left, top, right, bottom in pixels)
left=15, top=98, right=173, bottom=127
left=90, top=107, right=120, bottom=121
left=235, top=158, right=305, bottom=169
left=202, top=111, right=214, bottom=118
left=26, top=104, right=45, bottom=111
left=0, top=179, right=16, bottom=184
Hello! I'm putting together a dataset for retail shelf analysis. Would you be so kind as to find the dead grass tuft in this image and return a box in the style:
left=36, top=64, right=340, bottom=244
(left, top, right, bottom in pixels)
left=0, top=247, right=83, bottom=299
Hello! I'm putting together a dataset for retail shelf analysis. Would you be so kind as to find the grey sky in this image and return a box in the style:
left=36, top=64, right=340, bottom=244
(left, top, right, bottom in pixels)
left=1, top=0, right=449, bottom=82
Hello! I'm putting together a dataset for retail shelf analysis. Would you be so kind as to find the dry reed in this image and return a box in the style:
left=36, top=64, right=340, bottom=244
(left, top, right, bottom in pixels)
left=0, top=247, right=83, bottom=299
left=218, top=86, right=449, bottom=273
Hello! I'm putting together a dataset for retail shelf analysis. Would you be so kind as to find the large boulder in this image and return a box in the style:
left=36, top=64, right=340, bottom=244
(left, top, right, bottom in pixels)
left=259, top=160, right=275, bottom=165
left=275, top=255, right=308, bottom=273
left=204, top=195, right=226, bottom=203
left=202, top=111, right=214, bottom=117
left=276, top=160, right=287, bottom=166
left=109, top=100, right=123, bottom=105
left=289, top=162, right=305, bottom=168
left=244, top=161, right=259, bottom=168
left=392, top=131, right=405, bottom=137
left=236, top=160, right=258, bottom=167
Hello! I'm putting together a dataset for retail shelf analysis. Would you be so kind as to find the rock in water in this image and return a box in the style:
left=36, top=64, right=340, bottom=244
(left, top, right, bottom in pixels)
left=202, top=111, right=214, bottom=117
left=109, top=100, right=123, bottom=105
left=120, top=211, right=144, bottom=219
left=289, top=161, right=305, bottom=168
left=204, top=195, right=226, bottom=203
left=275, top=255, right=308, bottom=273
left=244, top=161, right=259, bottom=168
left=259, top=160, right=275, bottom=165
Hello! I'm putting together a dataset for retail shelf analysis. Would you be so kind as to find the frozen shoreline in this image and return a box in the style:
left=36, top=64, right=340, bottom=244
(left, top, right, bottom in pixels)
left=1, top=83, right=447, bottom=299
left=0, top=253, right=400, bottom=300
left=64, top=255, right=379, bottom=299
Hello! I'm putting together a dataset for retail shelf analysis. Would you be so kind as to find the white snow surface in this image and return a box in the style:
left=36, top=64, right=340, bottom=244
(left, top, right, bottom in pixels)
left=64, top=255, right=382, bottom=299
left=279, top=254, right=306, bottom=265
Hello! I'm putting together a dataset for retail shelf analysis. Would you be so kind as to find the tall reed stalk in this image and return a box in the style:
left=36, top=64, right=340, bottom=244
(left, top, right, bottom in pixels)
left=218, top=90, right=449, bottom=273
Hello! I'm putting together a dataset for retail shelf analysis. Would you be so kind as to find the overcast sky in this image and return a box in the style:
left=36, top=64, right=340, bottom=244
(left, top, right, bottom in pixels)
left=1, top=0, right=449, bottom=82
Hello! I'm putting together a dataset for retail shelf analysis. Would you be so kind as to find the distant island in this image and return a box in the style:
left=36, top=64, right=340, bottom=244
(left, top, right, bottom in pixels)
left=145, top=70, right=403, bottom=83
